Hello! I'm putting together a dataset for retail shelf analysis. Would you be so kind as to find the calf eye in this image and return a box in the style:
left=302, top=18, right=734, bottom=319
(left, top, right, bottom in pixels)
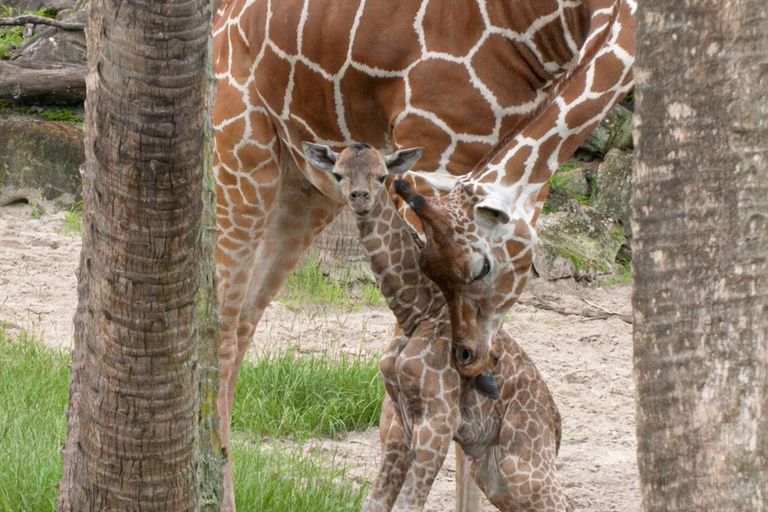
left=332, top=172, right=343, bottom=182
left=378, top=175, right=387, bottom=184
left=474, top=257, right=491, bottom=281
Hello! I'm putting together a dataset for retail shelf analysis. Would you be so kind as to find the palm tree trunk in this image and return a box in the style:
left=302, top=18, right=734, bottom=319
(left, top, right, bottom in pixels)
left=59, top=0, right=215, bottom=510
left=633, top=1, right=768, bottom=510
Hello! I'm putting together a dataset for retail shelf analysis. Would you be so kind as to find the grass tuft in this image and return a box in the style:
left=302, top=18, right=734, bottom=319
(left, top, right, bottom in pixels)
left=234, top=441, right=368, bottom=511
left=280, top=256, right=387, bottom=311
left=599, top=259, right=632, bottom=287
left=233, top=351, right=384, bottom=439
left=63, top=201, right=83, bottom=235
left=0, top=327, right=69, bottom=511
left=280, top=256, right=357, bottom=310
left=358, top=281, right=387, bottom=308
left=0, top=329, right=378, bottom=510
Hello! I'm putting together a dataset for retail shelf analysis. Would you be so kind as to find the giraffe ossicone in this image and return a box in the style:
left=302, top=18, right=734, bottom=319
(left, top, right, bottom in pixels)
left=304, top=143, right=570, bottom=511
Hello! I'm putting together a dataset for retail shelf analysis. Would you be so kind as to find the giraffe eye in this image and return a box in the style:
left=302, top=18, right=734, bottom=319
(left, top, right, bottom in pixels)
left=378, top=175, right=387, bottom=184
left=474, top=257, right=491, bottom=282
left=332, top=172, right=343, bottom=182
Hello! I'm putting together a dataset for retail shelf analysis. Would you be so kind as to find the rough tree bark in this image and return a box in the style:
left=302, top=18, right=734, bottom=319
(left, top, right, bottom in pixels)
left=633, top=1, right=768, bottom=511
left=59, top=0, right=220, bottom=510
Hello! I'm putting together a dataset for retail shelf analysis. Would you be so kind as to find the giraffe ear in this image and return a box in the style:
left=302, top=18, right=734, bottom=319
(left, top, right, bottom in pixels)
left=475, top=195, right=511, bottom=226
left=302, top=142, right=339, bottom=171
left=385, top=147, right=423, bottom=175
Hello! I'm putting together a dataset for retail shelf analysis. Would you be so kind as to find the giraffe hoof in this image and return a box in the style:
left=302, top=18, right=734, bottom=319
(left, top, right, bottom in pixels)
left=473, top=370, right=499, bottom=399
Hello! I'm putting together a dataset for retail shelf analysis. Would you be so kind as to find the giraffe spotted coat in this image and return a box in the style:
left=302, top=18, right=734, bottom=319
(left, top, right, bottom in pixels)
left=304, top=143, right=570, bottom=512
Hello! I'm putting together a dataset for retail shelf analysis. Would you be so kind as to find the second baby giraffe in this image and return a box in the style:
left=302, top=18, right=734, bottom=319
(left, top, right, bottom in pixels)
left=303, top=143, right=571, bottom=512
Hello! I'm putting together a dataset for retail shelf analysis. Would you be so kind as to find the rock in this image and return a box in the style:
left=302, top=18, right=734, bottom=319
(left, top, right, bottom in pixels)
left=13, top=9, right=87, bottom=66
left=544, top=161, right=591, bottom=213
left=534, top=206, right=626, bottom=281
left=0, top=114, right=83, bottom=207
left=591, top=148, right=633, bottom=239
left=2, top=0, right=76, bottom=12
left=580, top=104, right=633, bottom=158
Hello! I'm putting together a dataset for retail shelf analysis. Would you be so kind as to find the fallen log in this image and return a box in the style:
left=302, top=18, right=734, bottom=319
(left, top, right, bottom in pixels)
left=0, top=15, right=85, bottom=31
left=0, top=61, right=86, bottom=105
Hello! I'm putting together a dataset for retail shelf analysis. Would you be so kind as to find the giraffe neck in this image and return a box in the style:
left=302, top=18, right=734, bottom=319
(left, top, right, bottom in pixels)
left=467, top=0, right=635, bottom=224
left=355, top=188, right=445, bottom=337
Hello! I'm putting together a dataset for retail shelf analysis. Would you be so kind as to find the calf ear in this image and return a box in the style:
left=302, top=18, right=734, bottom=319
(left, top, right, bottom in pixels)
left=302, top=142, right=339, bottom=171
left=385, top=148, right=423, bottom=175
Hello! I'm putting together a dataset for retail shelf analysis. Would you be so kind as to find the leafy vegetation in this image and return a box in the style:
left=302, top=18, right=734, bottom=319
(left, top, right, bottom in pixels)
left=0, top=327, right=378, bottom=511
left=0, top=6, right=57, bottom=60
left=40, top=108, right=84, bottom=125
left=0, top=102, right=85, bottom=128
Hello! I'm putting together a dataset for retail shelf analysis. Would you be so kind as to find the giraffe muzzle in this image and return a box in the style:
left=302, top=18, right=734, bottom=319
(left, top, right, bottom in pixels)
left=349, top=190, right=373, bottom=215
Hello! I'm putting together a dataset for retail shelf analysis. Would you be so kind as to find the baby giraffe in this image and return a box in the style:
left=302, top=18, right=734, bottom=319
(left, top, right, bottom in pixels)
left=303, top=142, right=571, bottom=512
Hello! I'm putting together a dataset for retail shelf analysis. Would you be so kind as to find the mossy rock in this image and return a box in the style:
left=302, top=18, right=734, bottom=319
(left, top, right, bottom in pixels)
left=0, top=114, right=83, bottom=207
left=544, top=161, right=590, bottom=213
left=591, top=148, right=633, bottom=239
left=2, top=0, right=75, bottom=12
left=534, top=205, right=626, bottom=281
left=14, top=8, right=87, bottom=66
left=580, top=104, right=633, bottom=158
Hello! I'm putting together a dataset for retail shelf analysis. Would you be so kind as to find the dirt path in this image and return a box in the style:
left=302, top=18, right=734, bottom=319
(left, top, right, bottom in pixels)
left=0, top=204, right=641, bottom=511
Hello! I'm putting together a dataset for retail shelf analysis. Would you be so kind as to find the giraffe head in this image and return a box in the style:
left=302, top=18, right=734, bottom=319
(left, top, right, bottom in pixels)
left=302, top=142, right=423, bottom=216
left=396, top=179, right=534, bottom=378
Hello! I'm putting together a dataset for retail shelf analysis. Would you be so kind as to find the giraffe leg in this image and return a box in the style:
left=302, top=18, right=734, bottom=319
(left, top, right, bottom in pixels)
left=218, top=156, right=341, bottom=510
left=455, top=444, right=482, bottom=512
left=491, top=456, right=571, bottom=512
left=364, top=399, right=410, bottom=512
left=390, top=409, right=458, bottom=512
left=215, top=108, right=281, bottom=511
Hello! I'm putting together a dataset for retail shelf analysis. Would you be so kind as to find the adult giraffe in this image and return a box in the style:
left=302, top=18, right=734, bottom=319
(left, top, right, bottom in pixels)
left=212, top=0, right=632, bottom=508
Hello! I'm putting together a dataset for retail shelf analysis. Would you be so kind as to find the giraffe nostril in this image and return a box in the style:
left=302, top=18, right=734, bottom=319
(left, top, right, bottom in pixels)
left=350, top=190, right=370, bottom=200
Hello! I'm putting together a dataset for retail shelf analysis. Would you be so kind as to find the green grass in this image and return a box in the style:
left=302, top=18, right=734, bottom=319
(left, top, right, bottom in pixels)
left=29, top=202, right=44, bottom=219
left=63, top=201, right=83, bottom=235
left=40, top=108, right=84, bottom=125
left=233, top=351, right=384, bottom=439
left=234, top=441, right=367, bottom=512
left=281, top=256, right=356, bottom=309
left=359, top=281, right=387, bottom=308
left=599, top=259, right=632, bottom=287
left=0, top=328, right=380, bottom=511
left=280, top=256, right=386, bottom=311
left=0, top=328, right=69, bottom=511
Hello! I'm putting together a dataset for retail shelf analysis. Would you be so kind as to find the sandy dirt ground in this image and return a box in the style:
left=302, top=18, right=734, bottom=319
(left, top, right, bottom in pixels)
left=0, top=204, right=641, bottom=511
